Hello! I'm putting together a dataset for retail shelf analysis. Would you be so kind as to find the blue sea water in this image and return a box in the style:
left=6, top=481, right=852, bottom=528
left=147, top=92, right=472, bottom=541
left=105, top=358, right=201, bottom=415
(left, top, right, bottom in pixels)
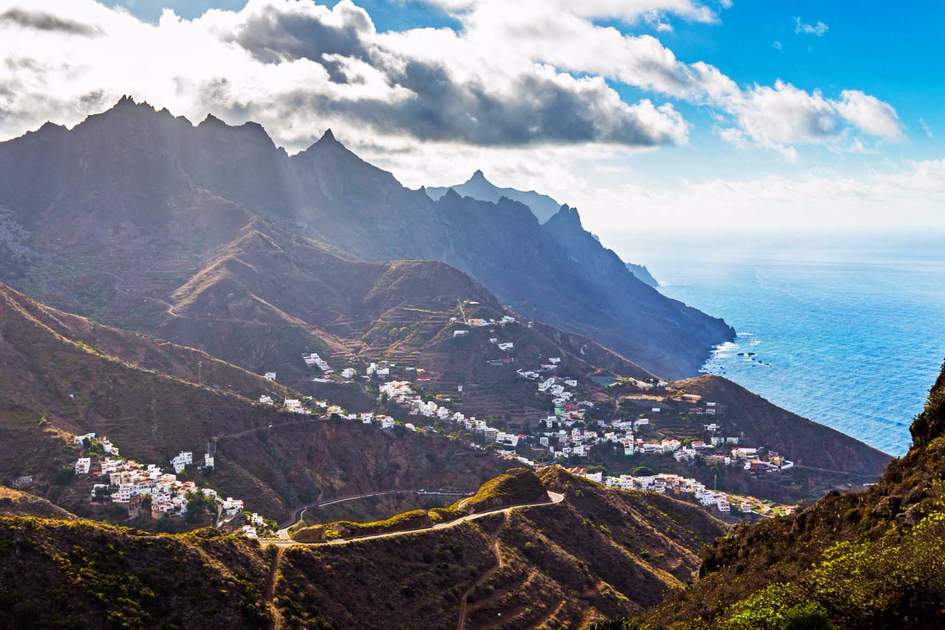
left=613, top=232, right=945, bottom=456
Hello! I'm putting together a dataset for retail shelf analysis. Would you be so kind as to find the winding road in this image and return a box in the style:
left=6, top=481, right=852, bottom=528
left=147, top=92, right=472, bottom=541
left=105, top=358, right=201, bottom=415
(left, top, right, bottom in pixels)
left=261, top=490, right=565, bottom=548
left=274, top=488, right=472, bottom=535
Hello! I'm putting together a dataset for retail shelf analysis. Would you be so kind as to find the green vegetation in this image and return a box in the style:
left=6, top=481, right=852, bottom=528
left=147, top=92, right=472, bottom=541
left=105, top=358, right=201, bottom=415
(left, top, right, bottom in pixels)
left=0, top=516, right=271, bottom=629
left=717, top=502, right=945, bottom=628
left=629, top=362, right=945, bottom=628
left=293, top=507, right=461, bottom=543
left=184, top=491, right=217, bottom=525
left=51, top=466, right=74, bottom=486
left=292, top=469, right=545, bottom=543
left=449, top=467, right=547, bottom=513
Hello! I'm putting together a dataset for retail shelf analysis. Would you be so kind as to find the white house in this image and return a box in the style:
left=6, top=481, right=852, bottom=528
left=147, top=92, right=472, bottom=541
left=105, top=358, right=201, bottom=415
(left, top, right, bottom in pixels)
left=74, top=458, right=91, bottom=475
left=221, top=497, right=244, bottom=516
left=74, top=432, right=96, bottom=446
left=170, top=452, right=192, bottom=474
left=264, top=372, right=277, bottom=381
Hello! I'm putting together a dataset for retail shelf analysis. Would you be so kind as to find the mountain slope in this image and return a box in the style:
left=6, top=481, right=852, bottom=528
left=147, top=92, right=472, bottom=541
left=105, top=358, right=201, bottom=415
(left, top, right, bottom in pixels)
left=669, top=375, right=890, bottom=476
left=0, top=467, right=725, bottom=629
left=146, top=219, right=653, bottom=397
left=0, top=487, right=74, bottom=519
left=0, top=283, right=509, bottom=520
left=427, top=193, right=732, bottom=377
left=0, top=99, right=730, bottom=378
left=0, top=518, right=272, bottom=629
left=634, top=360, right=945, bottom=628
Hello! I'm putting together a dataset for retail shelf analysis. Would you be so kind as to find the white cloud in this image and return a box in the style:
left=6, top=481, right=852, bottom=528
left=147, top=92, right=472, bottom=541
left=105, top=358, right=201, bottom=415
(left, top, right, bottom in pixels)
left=415, top=0, right=899, bottom=157
left=835, top=90, right=903, bottom=141
left=0, top=0, right=906, bottom=169
left=0, top=0, right=689, bottom=149
left=794, top=16, right=828, bottom=37
left=424, top=0, right=722, bottom=25
left=715, top=81, right=904, bottom=155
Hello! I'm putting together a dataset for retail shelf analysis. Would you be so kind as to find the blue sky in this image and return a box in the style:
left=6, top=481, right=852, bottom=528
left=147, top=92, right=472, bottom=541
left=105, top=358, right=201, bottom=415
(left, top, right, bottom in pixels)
left=6, top=1, right=945, bottom=233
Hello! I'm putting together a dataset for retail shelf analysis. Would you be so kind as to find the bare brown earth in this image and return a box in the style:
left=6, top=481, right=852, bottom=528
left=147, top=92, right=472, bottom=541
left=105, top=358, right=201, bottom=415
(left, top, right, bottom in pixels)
left=270, top=467, right=725, bottom=628
left=0, top=467, right=725, bottom=629
left=0, top=486, right=74, bottom=519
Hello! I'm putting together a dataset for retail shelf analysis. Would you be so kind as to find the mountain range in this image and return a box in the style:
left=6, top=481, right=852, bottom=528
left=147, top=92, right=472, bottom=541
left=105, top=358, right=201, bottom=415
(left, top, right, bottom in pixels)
left=425, top=170, right=660, bottom=288
left=0, top=97, right=731, bottom=378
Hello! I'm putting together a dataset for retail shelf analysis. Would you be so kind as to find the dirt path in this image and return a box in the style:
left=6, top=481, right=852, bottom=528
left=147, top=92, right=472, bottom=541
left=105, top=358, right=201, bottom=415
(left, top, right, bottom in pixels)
left=456, top=512, right=508, bottom=630
left=531, top=597, right=566, bottom=629
left=265, top=547, right=285, bottom=630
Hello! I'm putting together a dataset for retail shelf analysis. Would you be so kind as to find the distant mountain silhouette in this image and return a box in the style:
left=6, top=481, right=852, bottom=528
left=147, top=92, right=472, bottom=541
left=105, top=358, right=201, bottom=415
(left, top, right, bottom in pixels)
left=425, top=169, right=563, bottom=223
left=626, top=262, right=659, bottom=287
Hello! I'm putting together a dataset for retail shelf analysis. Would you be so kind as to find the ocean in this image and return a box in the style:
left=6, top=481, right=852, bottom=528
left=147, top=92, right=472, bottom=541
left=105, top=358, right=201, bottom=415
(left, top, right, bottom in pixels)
left=611, top=231, right=945, bottom=456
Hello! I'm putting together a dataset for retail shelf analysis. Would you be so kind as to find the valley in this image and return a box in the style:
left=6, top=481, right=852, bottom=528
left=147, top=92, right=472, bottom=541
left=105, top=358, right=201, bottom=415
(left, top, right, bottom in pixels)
left=0, top=98, right=917, bottom=629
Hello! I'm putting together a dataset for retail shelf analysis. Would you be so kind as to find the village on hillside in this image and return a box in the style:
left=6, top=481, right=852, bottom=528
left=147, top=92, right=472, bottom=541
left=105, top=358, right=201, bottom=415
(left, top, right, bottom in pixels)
left=70, top=433, right=273, bottom=539
left=53, top=302, right=798, bottom=537
left=250, top=307, right=798, bottom=520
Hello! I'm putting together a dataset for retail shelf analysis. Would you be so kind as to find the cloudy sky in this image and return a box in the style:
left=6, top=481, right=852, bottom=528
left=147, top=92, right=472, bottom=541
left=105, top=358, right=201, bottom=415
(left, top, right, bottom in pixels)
left=1, top=0, right=943, bottom=236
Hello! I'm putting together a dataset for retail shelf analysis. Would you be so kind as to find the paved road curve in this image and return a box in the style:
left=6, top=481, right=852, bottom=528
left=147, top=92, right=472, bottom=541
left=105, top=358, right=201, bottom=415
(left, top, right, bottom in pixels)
left=274, top=489, right=472, bottom=536
left=261, top=491, right=565, bottom=548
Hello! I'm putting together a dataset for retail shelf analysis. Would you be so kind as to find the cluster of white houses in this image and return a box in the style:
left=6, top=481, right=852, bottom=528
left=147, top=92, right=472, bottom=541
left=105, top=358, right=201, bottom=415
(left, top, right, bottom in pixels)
left=576, top=469, right=795, bottom=517
left=73, top=433, right=247, bottom=525
left=266, top=341, right=794, bottom=483
left=516, top=373, right=795, bottom=473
